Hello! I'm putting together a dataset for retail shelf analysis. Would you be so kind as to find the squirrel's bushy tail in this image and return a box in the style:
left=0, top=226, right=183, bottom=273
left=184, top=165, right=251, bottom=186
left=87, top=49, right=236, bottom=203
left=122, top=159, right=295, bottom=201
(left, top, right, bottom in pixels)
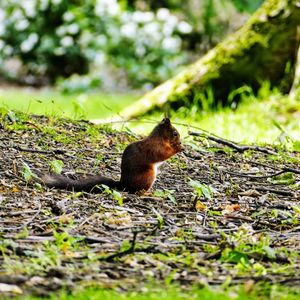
left=35, top=172, right=122, bottom=192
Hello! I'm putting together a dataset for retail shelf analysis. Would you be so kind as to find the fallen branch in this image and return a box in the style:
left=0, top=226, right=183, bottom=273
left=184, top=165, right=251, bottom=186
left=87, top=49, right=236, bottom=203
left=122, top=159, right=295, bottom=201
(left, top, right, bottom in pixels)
left=254, top=187, right=298, bottom=197
left=189, top=131, right=278, bottom=155
left=224, top=170, right=286, bottom=179
left=11, top=145, right=66, bottom=155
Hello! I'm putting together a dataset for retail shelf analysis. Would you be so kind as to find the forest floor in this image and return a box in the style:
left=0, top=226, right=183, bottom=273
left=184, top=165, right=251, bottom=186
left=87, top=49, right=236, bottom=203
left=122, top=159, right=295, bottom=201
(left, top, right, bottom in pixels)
left=1, top=112, right=300, bottom=298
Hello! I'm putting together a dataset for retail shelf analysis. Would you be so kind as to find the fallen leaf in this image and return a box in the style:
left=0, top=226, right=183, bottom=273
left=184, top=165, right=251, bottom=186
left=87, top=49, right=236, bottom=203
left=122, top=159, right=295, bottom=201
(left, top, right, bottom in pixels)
left=222, top=204, right=241, bottom=215
left=12, top=186, right=19, bottom=193
left=0, top=283, right=23, bottom=294
left=195, top=200, right=206, bottom=212
left=239, top=189, right=261, bottom=197
left=244, top=280, right=255, bottom=294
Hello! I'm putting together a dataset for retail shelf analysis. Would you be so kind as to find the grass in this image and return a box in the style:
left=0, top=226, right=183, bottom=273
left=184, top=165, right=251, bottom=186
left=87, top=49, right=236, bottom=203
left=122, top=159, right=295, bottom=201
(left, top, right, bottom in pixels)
left=0, top=86, right=139, bottom=120
left=121, top=87, right=300, bottom=147
left=186, top=93, right=300, bottom=145
left=170, top=83, right=300, bottom=145
left=15, top=285, right=300, bottom=300
left=1, top=85, right=299, bottom=146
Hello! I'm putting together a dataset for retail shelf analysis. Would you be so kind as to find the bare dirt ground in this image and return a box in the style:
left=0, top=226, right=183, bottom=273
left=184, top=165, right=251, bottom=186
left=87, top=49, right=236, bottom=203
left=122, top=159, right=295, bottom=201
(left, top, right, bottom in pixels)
left=0, top=113, right=300, bottom=297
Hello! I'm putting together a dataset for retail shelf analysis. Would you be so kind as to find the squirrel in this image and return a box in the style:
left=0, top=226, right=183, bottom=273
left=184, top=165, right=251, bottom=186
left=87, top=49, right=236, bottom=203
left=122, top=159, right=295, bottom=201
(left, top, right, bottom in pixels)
left=36, top=118, right=183, bottom=193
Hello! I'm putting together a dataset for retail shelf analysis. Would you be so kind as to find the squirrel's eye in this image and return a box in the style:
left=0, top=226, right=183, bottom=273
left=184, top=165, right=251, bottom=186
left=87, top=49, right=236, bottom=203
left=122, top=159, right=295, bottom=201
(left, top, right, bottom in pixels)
left=173, top=130, right=178, bottom=137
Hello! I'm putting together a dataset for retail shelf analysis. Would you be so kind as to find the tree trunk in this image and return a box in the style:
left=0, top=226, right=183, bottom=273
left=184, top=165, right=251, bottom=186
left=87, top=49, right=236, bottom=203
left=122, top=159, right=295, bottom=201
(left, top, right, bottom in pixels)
left=116, top=0, right=300, bottom=120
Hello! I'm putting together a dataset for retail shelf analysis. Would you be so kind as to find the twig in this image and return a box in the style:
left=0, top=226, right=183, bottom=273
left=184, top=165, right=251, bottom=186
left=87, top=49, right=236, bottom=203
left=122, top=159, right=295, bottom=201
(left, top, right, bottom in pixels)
left=100, top=204, right=141, bottom=215
left=282, top=166, right=300, bottom=175
left=254, top=187, right=297, bottom=197
left=249, top=160, right=300, bottom=175
left=0, top=209, right=38, bottom=217
left=189, top=131, right=278, bottom=155
left=11, top=145, right=65, bottom=155
left=100, top=230, right=139, bottom=261
left=0, top=199, right=42, bottom=231
left=38, top=213, right=76, bottom=224
left=224, top=170, right=286, bottom=179
left=225, top=214, right=271, bottom=226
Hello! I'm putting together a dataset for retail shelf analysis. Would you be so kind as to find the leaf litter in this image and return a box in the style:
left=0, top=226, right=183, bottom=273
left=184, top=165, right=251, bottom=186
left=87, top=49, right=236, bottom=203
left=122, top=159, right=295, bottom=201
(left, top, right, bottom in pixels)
left=0, top=114, right=300, bottom=296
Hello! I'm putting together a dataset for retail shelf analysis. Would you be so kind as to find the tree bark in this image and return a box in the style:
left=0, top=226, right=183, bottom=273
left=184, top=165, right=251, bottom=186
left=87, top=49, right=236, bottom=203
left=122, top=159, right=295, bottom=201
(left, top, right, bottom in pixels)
left=115, top=0, right=300, bottom=120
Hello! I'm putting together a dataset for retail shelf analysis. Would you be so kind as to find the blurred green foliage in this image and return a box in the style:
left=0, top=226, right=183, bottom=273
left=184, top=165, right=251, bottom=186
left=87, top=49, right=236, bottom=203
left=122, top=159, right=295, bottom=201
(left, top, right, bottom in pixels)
left=0, top=0, right=263, bottom=89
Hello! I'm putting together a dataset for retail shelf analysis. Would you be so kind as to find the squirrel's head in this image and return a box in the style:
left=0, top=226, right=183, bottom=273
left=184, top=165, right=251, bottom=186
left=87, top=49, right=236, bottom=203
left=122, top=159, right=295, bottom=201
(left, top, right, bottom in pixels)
left=152, top=118, right=184, bottom=152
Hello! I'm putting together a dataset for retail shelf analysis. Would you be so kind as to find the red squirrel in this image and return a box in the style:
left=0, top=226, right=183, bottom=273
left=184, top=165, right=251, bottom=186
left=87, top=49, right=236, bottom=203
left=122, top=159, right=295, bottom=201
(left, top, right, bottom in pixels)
left=37, top=118, right=183, bottom=193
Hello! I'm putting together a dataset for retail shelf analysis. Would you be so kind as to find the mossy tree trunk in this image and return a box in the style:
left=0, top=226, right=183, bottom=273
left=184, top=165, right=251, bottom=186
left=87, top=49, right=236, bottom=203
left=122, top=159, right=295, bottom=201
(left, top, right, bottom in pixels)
left=116, top=0, right=300, bottom=120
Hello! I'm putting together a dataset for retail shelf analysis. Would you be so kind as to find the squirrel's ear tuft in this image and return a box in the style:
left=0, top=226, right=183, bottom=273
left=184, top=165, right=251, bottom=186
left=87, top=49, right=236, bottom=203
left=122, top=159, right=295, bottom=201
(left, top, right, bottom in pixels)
left=161, top=118, right=171, bottom=125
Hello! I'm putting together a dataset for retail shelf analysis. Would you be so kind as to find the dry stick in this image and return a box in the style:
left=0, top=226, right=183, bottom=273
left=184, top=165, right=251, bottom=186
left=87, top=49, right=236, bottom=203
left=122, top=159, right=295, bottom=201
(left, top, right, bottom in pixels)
left=249, top=160, right=300, bottom=175
left=254, top=187, right=297, bottom=197
left=189, top=131, right=278, bottom=155
left=10, top=145, right=66, bottom=155
left=3, top=234, right=115, bottom=244
left=225, top=214, right=272, bottom=226
left=0, top=199, right=42, bottom=231
left=38, top=213, right=76, bottom=224
left=0, top=209, right=38, bottom=217
left=224, top=170, right=287, bottom=179
left=100, top=230, right=140, bottom=262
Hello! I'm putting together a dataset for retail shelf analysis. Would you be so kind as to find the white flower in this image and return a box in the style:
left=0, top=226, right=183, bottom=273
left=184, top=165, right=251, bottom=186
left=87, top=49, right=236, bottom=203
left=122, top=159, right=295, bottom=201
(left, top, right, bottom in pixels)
left=20, top=33, right=39, bottom=53
left=165, top=15, right=178, bottom=29
left=163, top=23, right=174, bottom=37
left=107, top=2, right=120, bottom=16
left=56, top=26, right=66, bottom=36
left=120, top=12, right=131, bottom=23
left=95, top=0, right=120, bottom=17
left=80, top=31, right=93, bottom=46
left=94, top=52, right=106, bottom=66
left=54, top=47, right=65, bottom=56
left=60, top=36, right=74, bottom=47
left=135, top=45, right=146, bottom=57
left=63, top=12, right=74, bottom=22
left=11, top=9, right=23, bottom=22
left=132, top=11, right=146, bottom=23
left=0, top=10, right=5, bottom=22
left=178, top=21, right=192, bottom=34
left=52, top=0, right=62, bottom=5
left=108, top=26, right=121, bottom=44
left=162, top=36, right=181, bottom=51
left=143, top=12, right=154, bottom=23
left=15, top=19, right=30, bottom=31
left=3, top=45, right=13, bottom=56
left=96, top=35, right=107, bottom=46
left=143, top=22, right=160, bottom=36
left=95, top=2, right=105, bottom=17
left=40, top=0, right=49, bottom=11
left=68, top=24, right=79, bottom=35
left=121, top=22, right=137, bottom=39
left=132, top=11, right=154, bottom=23
left=156, top=8, right=170, bottom=21
left=21, top=1, right=36, bottom=18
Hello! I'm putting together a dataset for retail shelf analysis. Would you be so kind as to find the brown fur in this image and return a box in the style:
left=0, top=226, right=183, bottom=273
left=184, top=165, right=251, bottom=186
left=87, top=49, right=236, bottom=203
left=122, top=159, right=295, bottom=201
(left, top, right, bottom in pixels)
left=37, top=118, right=183, bottom=193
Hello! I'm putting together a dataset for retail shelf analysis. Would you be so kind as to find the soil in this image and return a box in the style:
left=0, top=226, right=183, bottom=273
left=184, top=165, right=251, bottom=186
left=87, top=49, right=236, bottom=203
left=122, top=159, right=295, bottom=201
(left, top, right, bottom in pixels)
left=0, top=114, right=300, bottom=297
